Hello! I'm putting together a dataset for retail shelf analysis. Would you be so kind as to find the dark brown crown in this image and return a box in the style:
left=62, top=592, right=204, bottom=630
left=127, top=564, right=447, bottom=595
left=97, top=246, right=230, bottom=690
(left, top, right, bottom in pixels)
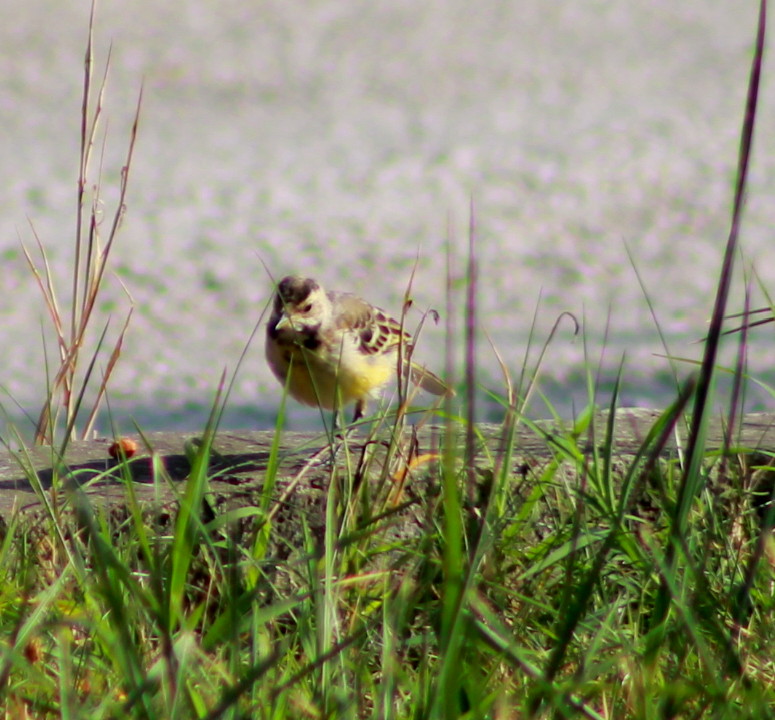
left=275, top=276, right=318, bottom=308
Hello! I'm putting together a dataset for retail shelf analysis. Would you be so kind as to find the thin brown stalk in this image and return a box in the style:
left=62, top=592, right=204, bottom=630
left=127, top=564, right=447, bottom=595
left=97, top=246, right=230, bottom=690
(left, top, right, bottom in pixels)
left=523, top=310, right=580, bottom=418
left=79, top=87, right=142, bottom=337
left=464, top=196, right=477, bottom=502
left=83, top=306, right=134, bottom=439
left=74, top=1, right=97, bottom=346
left=60, top=321, right=113, bottom=447
left=484, top=329, right=518, bottom=484
left=724, top=275, right=753, bottom=459
left=27, top=0, right=140, bottom=444
left=395, top=251, right=420, bottom=423
left=21, top=229, right=66, bottom=356
left=678, top=0, right=766, bottom=525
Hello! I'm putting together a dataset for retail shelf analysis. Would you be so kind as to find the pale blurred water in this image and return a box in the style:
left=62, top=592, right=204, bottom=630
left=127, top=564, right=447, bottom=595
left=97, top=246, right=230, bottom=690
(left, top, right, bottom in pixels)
left=2, top=1, right=775, bottom=434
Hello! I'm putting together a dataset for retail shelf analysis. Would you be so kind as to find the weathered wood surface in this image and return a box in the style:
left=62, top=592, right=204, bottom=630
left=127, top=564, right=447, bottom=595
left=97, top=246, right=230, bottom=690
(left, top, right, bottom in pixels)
left=2, top=408, right=775, bottom=522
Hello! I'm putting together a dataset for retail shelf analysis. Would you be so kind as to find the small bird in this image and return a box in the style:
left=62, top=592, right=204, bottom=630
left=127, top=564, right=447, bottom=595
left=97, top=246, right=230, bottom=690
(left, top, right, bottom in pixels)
left=265, top=276, right=451, bottom=421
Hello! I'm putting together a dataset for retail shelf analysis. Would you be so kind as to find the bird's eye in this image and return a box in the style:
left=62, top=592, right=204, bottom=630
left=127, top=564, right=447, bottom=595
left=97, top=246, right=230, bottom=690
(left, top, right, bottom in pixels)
left=300, top=303, right=313, bottom=313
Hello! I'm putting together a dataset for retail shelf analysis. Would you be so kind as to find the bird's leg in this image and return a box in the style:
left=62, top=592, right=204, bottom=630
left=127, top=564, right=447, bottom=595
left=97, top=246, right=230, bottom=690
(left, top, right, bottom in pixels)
left=327, top=405, right=347, bottom=441
left=315, top=404, right=361, bottom=468
left=351, top=399, right=366, bottom=425
left=328, top=400, right=365, bottom=450
left=331, top=401, right=362, bottom=441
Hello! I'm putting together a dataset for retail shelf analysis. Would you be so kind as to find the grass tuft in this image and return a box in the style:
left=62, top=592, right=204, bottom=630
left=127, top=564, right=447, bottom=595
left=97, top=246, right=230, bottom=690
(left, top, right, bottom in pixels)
left=22, top=0, right=142, bottom=447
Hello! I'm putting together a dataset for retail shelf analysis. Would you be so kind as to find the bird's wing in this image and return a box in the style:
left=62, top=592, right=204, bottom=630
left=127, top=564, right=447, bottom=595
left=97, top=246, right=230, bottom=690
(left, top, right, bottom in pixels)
left=327, top=291, right=452, bottom=396
left=328, top=291, right=412, bottom=356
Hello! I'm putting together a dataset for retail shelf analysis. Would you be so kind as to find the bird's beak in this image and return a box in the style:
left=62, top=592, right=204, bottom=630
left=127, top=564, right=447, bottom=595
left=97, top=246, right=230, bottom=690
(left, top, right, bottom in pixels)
left=274, top=313, right=294, bottom=331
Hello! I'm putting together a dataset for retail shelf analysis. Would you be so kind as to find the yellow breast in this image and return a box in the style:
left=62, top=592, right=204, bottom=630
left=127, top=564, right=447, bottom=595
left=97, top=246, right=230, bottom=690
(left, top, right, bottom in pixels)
left=266, top=334, right=395, bottom=410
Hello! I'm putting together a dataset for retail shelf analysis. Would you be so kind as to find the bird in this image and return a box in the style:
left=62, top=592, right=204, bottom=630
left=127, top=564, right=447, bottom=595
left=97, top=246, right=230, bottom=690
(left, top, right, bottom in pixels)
left=265, top=275, right=451, bottom=422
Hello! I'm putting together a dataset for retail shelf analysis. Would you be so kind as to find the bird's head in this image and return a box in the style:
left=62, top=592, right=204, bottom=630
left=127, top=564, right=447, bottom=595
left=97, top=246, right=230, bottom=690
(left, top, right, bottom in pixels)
left=270, top=276, right=331, bottom=335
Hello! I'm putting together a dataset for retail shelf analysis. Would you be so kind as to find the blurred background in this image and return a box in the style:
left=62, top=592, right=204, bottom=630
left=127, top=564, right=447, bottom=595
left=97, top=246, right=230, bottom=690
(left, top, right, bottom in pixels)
left=2, top=1, right=774, bottom=435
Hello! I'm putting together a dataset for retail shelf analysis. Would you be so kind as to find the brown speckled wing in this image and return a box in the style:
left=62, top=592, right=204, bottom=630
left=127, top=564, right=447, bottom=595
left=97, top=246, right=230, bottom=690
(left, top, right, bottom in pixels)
left=328, top=291, right=412, bottom=356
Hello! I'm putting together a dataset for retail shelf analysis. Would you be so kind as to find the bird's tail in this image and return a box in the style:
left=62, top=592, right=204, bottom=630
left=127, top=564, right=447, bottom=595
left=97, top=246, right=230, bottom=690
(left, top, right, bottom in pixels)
left=406, top=361, right=454, bottom=397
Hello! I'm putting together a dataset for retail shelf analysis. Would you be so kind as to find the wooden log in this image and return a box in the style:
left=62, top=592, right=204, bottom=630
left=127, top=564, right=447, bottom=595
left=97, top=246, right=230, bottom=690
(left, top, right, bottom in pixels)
left=1, top=408, right=774, bottom=526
